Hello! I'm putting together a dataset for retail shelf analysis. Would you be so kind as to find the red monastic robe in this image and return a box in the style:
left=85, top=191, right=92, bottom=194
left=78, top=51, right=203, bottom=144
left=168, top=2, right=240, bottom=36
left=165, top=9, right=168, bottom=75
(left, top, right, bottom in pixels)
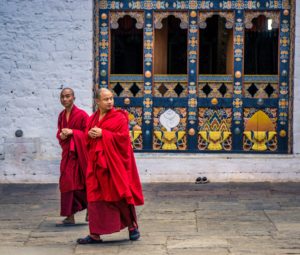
left=57, top=105, right=89, bottom=216
left=85, top=108, right=144, bottom=206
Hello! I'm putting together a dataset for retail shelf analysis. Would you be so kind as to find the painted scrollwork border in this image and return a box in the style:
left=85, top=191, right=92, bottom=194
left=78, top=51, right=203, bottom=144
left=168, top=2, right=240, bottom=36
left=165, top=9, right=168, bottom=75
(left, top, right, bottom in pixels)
left=244, top=11, right=280, bottom=29
left=198, top=12, right=234, bottom=29
left=154, top=12, right=188, bottom=29
left=110, top=11, right=144, bottom=29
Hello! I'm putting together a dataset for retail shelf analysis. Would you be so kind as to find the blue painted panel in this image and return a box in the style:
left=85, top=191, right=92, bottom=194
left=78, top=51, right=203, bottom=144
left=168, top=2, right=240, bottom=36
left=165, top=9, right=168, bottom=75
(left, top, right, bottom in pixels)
left=153, top=98, right=188, bottom=107
left=197, top=98, right=232, bottom=108
left=114, top=98, right=144, bottom=106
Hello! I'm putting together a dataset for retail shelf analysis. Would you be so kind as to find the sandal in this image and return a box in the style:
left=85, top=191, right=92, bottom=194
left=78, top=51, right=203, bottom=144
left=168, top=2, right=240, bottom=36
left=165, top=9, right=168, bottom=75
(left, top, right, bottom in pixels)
left=77, top=235, right=103, bottom=245
left=129, top=228, right=140, bottom=241
left=195, top=176, right=209, bottom=184
left=56, top=218, right=76, bottom=227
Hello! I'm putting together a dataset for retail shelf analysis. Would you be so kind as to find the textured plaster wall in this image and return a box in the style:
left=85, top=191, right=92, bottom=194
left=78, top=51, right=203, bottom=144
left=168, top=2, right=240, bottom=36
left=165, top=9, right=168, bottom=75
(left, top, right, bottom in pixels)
left=0, top=0, right=93, bottom=181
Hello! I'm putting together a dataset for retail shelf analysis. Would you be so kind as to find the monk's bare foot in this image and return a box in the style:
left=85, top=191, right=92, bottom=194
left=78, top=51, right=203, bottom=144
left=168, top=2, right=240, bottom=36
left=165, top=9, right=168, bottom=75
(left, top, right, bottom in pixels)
left=64, top=214, right=75, bottom=224
left=90, top=234, right=101, bottom=240
left=56, top=215, right=75, bottom=226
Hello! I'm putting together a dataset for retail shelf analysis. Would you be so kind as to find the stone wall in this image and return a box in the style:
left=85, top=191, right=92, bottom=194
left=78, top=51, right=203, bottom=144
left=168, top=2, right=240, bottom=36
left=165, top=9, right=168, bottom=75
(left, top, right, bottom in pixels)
left=0, top=0, right=299, bottom=183
left=0, top=0, right=93, bottom=181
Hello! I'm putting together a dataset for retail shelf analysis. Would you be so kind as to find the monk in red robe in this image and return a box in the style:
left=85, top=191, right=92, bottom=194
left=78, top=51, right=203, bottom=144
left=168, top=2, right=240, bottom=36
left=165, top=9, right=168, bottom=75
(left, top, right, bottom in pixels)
left=77, top=88, right=144, bottom=244
left=56, top=88, right=88, bottom=226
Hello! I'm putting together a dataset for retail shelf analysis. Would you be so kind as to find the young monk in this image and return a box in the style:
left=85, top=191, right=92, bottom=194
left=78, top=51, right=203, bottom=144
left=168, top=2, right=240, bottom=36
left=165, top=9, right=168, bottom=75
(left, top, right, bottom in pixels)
left=77, top=88, right=144, bottom=244
left=56, top=88, right=88, bottom=226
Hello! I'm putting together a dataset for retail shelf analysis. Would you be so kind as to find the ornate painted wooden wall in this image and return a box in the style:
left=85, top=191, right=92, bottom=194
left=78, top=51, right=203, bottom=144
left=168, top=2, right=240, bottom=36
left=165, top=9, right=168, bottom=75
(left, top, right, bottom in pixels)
left=94, top=0, right=292, bottom=153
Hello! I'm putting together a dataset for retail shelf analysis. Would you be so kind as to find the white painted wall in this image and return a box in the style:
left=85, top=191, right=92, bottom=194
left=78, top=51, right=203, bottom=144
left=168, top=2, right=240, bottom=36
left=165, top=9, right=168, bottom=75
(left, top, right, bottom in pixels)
left=0, top=1, right=299, bottom=183
left=0, top=0, right=93, bottom=181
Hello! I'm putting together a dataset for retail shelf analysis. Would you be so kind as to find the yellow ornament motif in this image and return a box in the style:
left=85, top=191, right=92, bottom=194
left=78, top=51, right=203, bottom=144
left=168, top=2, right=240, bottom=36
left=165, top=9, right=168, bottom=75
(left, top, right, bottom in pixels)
left=199, top=131, right=231, bottom=150
left=244, top=131, right=276, bottom=151
left=154, top=131, right=186, bottom=150
left=243, top=110, right=277, bottom=151
left=130, top=131, right=142, bottom=143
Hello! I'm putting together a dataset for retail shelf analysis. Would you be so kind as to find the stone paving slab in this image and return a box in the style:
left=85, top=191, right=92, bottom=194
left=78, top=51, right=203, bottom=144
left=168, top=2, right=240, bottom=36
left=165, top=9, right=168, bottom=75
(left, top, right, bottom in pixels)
left=0, top=246, right=74, bottom=255
left=168, top=248, right=230, bottom=255
left=0, top=183, right=299, bottom=255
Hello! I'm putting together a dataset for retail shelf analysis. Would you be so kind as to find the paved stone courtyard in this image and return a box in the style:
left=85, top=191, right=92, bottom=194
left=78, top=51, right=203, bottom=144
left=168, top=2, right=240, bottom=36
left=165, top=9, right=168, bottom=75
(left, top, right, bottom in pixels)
left=0, top=183, right=300, bottom=255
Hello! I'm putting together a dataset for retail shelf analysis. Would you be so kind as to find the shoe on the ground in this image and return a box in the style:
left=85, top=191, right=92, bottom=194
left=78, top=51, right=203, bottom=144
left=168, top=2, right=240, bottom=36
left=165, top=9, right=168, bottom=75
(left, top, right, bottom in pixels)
left=195, top=176, right=209, bottom=184
left=77, top=235, right=103, bottom=245
left=129, top=228, right=140, bottom=241
left=55, top=218, right=75, bottom=227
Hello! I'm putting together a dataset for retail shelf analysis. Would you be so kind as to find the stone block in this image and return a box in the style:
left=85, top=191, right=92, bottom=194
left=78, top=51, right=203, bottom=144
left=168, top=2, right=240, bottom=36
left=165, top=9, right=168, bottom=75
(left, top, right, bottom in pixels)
left=4, top=137, right=40, bottom=160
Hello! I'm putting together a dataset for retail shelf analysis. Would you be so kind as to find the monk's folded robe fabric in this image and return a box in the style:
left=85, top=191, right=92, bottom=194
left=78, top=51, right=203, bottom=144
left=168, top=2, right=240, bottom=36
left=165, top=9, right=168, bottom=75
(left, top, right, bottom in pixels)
left=85, top=108, right=144, bottom=234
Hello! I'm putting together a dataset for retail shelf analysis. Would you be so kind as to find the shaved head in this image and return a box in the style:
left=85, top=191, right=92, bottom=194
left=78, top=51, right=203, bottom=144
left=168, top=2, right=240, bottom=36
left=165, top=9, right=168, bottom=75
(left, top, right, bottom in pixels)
left=95, top=88, right=113, bottom=99
left=95, top=88, right=114, bottom=113
left=61, top=87, right=75, bottom=97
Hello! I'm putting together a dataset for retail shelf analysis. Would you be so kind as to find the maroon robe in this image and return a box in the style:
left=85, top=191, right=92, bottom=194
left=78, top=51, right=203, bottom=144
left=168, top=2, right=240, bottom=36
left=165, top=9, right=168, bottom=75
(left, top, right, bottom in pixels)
left=57, top=105, right=88, bottom=216
left=85, top=108, right=144, bottom=235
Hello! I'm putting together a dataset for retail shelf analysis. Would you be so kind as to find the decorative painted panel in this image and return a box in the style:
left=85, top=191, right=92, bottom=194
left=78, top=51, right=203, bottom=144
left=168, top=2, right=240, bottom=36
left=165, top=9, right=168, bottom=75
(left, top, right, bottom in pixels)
left=128, top=107, right=143, bottom=150
left=244, top=80, right=279, bottom=98
left=110, top=12, right=145, bottom=29
left=198, top=108, right=232, bottom=151
left=199, top=12, right=234, bottom=29
left=154, top=81, right=188, bottom=97
left=116, top=107, right=143, bottom=150
left=143, top=10, right=154, bottom=150
left=277, top=8, right=291, bottom=152
left=110, top=79, right=144, bottom=97
left=243, top=108, right=277, bottom=151
left=98, top=9, right=109, bottom=89
left=153, top=107, right=187, bottom=150
left=154, top=12, right=188, bottom=29
left=187, top=10, right=198, bottom=150
left=244, top=11, right=280, bottom=29
left=231, top=9, right=244, bottom=151
left=199, top=81, right=233, bottom=98
left=97, top=1, right=290, bottom=10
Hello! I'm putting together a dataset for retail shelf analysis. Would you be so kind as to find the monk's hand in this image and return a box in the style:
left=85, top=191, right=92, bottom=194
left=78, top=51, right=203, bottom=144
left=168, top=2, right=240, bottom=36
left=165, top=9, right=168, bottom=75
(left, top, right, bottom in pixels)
left=61, top=128, right=73, bottom=136
left=88, top=127, right=102, bottom=139
left=59, top=132, right=67, bottom=140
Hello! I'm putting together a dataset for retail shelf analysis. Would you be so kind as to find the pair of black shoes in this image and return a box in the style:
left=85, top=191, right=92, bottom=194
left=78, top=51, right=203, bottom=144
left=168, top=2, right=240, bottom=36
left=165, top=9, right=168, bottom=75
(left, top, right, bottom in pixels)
left=195, top=176, right=209, bottom=184
left=77, top=228, right=140, bottom=244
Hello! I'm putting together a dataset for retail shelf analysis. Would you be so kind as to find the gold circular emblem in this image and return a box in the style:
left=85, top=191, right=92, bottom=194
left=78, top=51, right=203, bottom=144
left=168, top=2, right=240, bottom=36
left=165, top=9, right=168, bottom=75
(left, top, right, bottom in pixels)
left=283, top=10, right=289, bottom=16
left=211, top=98, right=218, bottom=105
left=190, top=11, right=197, bottom=18
left=279, top=130, right=287, bottom=137
left=124, top=98, right=130, bottom=105
left=101, top=13, right=107, bottom=20
left=235, top=71, right=242, bottom=78
left=145, top=71, right=152, bottom=78
left=188, top=128, right=195, bottom=136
